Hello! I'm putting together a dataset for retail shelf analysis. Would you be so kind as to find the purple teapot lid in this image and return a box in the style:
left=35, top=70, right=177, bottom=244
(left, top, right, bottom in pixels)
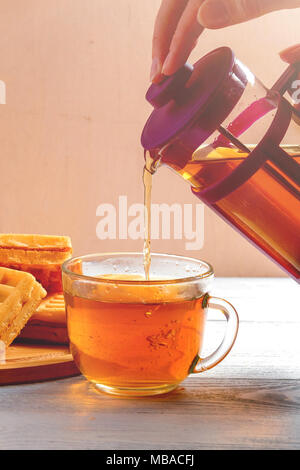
left=141, top=47, right=248, bottom=151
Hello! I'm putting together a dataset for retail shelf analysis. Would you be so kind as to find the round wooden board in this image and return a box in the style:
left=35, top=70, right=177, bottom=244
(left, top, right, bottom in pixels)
left=0, top=342, right=80, bottom=385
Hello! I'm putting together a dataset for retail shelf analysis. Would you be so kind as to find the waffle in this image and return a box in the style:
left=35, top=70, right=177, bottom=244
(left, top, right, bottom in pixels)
left=0, top=234, right=72, bottom=292
left=0, top=267, right=47, bottom=346
left=19, top=294, right=68, bottom=345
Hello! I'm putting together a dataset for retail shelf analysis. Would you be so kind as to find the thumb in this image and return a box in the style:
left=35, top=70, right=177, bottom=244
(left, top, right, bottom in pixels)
left=198, top=0, right=300, bottom=29
left=280, top=44, right=300, bottom=64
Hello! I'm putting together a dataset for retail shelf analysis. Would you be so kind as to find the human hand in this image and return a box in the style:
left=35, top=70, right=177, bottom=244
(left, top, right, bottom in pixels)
left=151, top=0, right=300, bottom=82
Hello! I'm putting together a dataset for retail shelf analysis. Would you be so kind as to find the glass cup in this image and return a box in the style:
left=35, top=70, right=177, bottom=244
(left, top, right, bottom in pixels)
left=62, top=253, right=239, bottom=397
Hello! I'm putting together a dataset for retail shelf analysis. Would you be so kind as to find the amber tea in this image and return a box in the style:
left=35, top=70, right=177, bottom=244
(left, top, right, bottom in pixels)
left=65, top=286, right=206, bottom=393
left=156, top=144, right=300, bottom=280
left=62, top=253, right=239, bottom=397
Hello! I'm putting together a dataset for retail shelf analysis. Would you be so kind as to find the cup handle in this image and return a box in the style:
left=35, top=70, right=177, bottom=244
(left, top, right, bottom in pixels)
left=190, top=295, right=239, bottom=374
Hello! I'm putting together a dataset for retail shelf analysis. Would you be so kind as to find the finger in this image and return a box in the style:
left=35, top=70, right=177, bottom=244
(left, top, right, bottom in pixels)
left=162, top=0, right=205, bottom=76
left=198, top=0, right=300, bottom=29
left=280, top=44, right=300, bottom=64
left=151, top=0, right=189, bottom=82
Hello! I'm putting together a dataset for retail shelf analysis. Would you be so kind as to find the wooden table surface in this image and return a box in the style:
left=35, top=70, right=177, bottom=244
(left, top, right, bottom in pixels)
left=0, top=278, right=299, bottom=450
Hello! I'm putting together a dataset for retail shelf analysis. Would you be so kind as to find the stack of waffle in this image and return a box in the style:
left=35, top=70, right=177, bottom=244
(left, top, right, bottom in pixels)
left=0, top=234, right=72, bottom=346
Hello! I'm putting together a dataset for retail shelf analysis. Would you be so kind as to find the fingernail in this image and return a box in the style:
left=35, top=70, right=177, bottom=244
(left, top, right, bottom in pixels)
left=150, top=57, right=161, bottom=82
left=162, top=53, right=173, bottom=76
left=198, top=0, right=230, bottom=29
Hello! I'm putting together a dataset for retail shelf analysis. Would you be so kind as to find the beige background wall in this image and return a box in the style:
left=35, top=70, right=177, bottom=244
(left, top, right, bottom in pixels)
left=0, top=0, right=299, bottom=277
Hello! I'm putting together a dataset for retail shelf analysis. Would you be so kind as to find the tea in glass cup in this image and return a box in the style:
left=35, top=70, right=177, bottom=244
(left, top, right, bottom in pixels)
left=62, top=253, right=239, bottom=397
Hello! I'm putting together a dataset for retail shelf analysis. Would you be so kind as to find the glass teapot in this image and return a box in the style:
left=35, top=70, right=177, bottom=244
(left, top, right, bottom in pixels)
left=141, top=47, right=300, bottom=283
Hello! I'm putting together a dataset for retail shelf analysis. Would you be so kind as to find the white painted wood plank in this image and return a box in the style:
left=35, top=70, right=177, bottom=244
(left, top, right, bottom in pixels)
left=200, top=321, right=300, bottom=379
left=0, top=376, right=299, bottom=450
left=211, top=278, right=299, bottom=322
